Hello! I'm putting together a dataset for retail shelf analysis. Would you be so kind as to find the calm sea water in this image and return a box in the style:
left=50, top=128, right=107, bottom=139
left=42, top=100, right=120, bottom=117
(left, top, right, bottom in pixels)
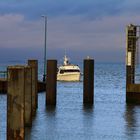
left=1, top=62, right=140, bottom=140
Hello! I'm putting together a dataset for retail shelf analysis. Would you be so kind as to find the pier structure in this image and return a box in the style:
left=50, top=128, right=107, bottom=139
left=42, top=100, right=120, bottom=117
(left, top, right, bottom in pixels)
left=126, top=24, right=140, bottom=104
left=46, top=60, right=57, bottom=106
left=7, top=60, right=39, bottom=139
left=83, top=58, right=94, bottom=105
left=5, top=57, right=96, bottom=139
left=0, top=79, right=45, bottom=93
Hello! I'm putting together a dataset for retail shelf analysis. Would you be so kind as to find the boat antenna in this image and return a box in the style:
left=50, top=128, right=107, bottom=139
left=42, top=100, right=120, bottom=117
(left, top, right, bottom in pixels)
left=65, top=49, right=67, bottom=57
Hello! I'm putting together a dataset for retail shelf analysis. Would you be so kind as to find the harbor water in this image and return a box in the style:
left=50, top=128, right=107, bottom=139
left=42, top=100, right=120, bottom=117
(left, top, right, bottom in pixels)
left=1, top=62, right=140, bottom=140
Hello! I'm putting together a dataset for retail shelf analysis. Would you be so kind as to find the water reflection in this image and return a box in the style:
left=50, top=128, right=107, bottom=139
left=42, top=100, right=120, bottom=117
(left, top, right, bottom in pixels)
left=45, top=105, right=57, bottom=140
left=25, top=100, right=57, bottom=140
left=25, top=127, right=32, bottom=140
left=83, top=104, right=94, bottom=113
left=25, top=112, right=39, bottom=140
left=125, top=104, right=140, bottom=139
left=46, top=105, right=56, bottom=115
left=82, top=104, right=94, bottom=139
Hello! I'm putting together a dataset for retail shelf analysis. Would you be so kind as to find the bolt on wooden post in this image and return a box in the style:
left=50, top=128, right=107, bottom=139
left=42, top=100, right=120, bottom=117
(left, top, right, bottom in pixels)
left=7, top=66, right=25, bottom=140
left=28, top=60, right=38, bottom=115
left=83, top=58, right=94, bottom=105
left=46, top=60, right=57, bottom=106
left=24, top=66, right=32, bottom=126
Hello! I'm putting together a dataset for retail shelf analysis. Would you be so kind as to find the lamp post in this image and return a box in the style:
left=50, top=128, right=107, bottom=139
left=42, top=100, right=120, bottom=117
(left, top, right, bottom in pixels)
left=42, top=15, right=47, bottom=82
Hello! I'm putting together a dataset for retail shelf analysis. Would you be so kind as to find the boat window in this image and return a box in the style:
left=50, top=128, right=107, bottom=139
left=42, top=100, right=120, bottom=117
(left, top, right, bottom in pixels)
left=60, top=70, right=64, bottom=74
left=60, top=69, right=80, bottom=73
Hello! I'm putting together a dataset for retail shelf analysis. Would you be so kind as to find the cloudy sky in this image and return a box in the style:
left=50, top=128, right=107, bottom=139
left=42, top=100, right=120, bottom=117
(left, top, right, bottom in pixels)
left=0, top=0, right=140, bottom=62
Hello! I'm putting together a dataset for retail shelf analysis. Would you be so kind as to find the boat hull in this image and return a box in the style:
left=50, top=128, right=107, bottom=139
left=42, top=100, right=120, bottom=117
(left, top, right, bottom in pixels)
left=57, top=73, right=80, bottom=81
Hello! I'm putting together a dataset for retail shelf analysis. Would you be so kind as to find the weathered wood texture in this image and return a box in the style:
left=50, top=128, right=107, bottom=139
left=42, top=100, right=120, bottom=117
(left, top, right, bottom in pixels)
left=24, top=66, right=32, bottom=126
left=28, top=60, right=38, bottom=115
left=7, top=66, right=25, bottom=140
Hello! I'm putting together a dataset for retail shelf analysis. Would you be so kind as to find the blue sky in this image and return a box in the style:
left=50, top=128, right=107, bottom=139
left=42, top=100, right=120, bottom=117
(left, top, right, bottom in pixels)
left=0, top=0, right=140, bottom=62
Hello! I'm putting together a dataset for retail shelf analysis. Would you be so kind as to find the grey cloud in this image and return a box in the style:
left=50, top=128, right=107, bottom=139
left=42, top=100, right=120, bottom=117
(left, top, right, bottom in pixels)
left=0, top=12, right=140, bottom=62
left=0, top=0, right=126, bottom=19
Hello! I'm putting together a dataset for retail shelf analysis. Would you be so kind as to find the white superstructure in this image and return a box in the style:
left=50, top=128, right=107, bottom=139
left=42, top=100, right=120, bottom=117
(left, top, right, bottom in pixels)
left=57, top=55, right=81, bottom=81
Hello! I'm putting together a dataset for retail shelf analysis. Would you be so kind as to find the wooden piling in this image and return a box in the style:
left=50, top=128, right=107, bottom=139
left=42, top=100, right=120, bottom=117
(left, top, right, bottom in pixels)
left=7, top=66, right=25, bottom=140
left=46, top=60, right=57, bottom=106
left=83, top=59, right=94, bottom=105
left=24, top=66, right=32, bottom=126
left=125, top=24, right=140, bottom=104
left=28, top=60, right=38, bottom=115
left=126, top=84, right=140, bottom=104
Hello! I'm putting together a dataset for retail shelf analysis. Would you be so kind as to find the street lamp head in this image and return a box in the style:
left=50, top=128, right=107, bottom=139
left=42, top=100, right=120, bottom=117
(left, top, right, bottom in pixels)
left=41, top=15, right=47, bottom=18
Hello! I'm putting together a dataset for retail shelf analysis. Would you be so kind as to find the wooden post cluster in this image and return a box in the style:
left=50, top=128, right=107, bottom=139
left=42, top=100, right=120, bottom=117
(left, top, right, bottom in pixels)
left=46, top=60, right=57, bottom=106
left=7, top=60, right=38, bottom=140
left=83, top=58, right=94, bottom=105
left=6, top=58, right=95, bottom=139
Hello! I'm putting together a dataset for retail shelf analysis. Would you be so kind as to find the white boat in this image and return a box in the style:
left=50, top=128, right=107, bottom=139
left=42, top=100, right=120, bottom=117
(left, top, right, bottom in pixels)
left=57, top=55, right=81, bottom=81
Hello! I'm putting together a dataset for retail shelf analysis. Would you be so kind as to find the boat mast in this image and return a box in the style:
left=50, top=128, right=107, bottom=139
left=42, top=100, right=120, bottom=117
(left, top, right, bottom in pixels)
left=64, top=50, right=69, bottom=65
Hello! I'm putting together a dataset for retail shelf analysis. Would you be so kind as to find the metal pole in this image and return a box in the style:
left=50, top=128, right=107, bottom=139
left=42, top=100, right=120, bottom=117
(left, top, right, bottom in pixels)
left=42, top=15, right=47, bottom=82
